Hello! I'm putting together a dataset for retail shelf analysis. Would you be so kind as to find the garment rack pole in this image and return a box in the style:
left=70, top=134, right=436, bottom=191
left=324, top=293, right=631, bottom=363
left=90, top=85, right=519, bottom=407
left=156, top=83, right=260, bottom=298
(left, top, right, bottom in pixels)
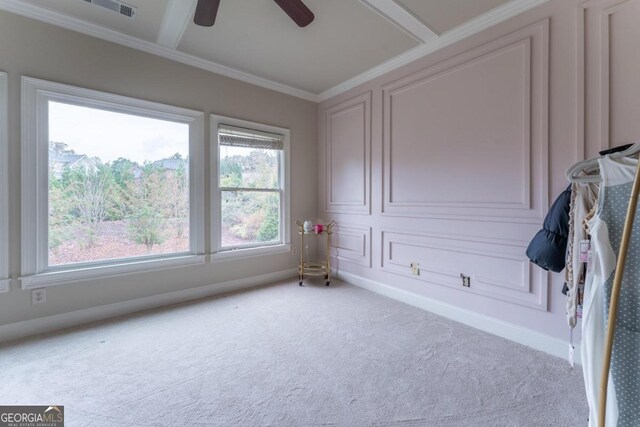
left=598, top=159, right=640, bottom=427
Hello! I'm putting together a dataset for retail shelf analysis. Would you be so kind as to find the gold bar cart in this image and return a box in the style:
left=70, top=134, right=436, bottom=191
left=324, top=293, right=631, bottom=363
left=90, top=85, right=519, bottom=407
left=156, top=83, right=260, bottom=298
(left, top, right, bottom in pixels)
left=296, top=220, right=336, bottom=286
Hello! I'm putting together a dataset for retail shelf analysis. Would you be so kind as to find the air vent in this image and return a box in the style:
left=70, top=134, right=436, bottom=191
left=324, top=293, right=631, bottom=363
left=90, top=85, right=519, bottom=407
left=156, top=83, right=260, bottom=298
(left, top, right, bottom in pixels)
left=119, top=4, right=134, bottom=18
left=83, top=0, right=136, bottom=19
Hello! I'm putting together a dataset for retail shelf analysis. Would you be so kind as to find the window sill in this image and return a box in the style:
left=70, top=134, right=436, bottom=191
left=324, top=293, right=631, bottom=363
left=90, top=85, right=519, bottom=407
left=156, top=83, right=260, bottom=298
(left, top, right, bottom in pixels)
left=210, top=244, right=291, bottom=262
left=20, top=254, right=206, bottom=289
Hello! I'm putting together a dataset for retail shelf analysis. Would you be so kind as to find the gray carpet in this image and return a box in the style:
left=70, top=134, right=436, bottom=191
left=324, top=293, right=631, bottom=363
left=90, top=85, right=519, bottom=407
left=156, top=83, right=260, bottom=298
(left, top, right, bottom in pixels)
left=0, top=279, right=587, bottom=426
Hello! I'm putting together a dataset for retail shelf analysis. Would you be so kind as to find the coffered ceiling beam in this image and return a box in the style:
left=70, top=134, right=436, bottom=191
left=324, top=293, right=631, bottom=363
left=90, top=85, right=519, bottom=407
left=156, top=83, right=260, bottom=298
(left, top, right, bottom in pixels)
left=359, top=0, right=438, bottom=43
left=157, top=0, right=198, bottom=49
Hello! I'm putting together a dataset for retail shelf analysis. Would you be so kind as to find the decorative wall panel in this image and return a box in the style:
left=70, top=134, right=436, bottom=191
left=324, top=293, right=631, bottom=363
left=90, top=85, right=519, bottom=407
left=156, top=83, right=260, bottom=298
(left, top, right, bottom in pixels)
left=382, top=20, right=548, bottom=222
left=330, top=223, right=372, bottom=268
left=324, top=92, right=371, bottom=214
left=381, top=229, right=548, bottom=310
left=579, top=0, right=640, bottom=157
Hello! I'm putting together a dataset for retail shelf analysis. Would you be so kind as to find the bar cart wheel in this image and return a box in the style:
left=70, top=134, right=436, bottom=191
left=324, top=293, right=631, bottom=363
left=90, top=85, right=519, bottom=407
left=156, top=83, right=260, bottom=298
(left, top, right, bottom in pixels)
left=325, top=281, right=330, bottom=286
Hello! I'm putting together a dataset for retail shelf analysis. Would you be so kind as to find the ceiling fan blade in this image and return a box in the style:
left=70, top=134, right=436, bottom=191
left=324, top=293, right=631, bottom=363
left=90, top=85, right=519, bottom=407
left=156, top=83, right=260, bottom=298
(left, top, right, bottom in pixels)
left=273, top=0, right=314, bottom=27
left=194, top=0, right=220, bottom=27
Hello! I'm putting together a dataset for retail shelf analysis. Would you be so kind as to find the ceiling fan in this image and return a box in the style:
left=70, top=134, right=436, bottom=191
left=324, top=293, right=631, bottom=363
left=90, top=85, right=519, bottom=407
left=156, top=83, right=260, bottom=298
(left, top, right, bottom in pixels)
left=194, top=0, right=315, bottom=28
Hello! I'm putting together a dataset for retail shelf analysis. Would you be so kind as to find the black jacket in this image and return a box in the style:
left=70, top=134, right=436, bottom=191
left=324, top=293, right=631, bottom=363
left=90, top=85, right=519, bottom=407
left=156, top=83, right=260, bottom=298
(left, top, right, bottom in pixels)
left=526, top=186, right=571, bottom=272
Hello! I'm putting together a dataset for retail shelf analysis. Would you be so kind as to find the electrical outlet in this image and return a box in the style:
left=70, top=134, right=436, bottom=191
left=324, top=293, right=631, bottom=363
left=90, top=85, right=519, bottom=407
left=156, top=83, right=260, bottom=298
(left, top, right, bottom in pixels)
left=460, top=274, right=471, bottom=287
left=292, top=246, right=297, bottom=256
left=32, top=288, right=46, bottom=305
left=410, top=262, right=420, bottom=275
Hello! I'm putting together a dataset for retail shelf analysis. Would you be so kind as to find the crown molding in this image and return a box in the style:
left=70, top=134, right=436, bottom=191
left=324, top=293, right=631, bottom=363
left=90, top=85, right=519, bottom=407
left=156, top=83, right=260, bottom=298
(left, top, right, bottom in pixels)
left=0, top=0, right=319, bottom=102
left=317, top=0, right=550, bottom=102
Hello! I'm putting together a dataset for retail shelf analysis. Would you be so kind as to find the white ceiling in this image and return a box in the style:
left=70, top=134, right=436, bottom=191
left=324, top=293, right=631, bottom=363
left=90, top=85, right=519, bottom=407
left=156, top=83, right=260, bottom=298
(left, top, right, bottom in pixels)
left=0, top=0, right=546, bottom=101
left=20, top=0, right=168, bottom=42
left=396, top=0, right=510, bottom=35
left=178, top=0, right=419, bottom=94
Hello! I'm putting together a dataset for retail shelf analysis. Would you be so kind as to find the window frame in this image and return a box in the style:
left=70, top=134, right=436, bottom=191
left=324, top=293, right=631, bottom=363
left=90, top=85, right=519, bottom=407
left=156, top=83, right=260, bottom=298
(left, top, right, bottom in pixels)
left=210, top=114, right=290, bottom=260
left=0, top=72, right=9, bottom=293
left=21, top=77, right=205, bottom=288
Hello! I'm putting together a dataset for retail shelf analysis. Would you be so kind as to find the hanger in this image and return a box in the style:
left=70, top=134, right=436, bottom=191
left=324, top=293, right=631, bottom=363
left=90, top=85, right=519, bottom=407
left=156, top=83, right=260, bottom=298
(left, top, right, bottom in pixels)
left=566, top=141, right=640, bottom=183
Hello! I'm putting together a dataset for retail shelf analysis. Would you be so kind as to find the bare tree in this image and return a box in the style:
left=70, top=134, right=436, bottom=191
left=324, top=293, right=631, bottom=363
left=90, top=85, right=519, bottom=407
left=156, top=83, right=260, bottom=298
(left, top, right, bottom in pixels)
left=65, top=166, right=112, bottom=248
left=164, top=164, right=189, bottom=238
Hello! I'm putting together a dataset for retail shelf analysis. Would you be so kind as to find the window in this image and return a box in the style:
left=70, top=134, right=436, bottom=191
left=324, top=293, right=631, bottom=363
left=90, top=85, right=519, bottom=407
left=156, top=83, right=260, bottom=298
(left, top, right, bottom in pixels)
left=0, top=72, right=8, bottom=293
left=21, top=77, right=205, bottom=287
left=211, top=115, right=290, bottom=258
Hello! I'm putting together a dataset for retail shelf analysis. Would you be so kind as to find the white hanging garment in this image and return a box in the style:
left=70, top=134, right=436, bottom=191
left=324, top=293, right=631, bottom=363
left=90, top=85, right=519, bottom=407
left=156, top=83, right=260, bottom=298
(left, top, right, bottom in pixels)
left=566, top=182, right=598, bottom=328
left=582, top=155, right=640, bottom=426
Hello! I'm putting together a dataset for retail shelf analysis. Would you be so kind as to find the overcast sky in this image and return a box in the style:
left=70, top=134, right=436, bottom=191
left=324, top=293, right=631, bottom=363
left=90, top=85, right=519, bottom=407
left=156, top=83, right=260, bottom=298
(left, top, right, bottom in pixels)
left=48, top=101, right=189, bottom=164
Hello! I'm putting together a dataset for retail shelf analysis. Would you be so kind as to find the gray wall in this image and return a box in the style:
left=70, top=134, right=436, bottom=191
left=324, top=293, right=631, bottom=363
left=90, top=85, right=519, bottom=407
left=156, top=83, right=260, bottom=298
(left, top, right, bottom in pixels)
left=0, top=11, right=317, bottom=326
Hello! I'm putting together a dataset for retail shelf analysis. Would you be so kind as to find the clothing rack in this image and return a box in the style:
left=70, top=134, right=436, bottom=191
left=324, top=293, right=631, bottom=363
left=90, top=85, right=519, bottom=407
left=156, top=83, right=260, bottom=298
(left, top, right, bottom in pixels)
left=598, top=158, right=640, bottom=427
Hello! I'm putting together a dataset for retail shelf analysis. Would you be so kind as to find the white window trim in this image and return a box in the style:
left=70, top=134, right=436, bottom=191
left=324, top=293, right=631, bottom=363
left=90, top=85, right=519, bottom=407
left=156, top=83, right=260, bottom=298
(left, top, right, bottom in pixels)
left=0, top=72, right=9, bottom=293
left=20, top=77, right=205, bottom=289
left=210, top=114, right=291, bottom=260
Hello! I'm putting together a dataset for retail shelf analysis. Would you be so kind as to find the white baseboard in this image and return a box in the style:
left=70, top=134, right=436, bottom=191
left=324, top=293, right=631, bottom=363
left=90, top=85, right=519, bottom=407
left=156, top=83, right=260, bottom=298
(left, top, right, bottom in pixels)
left=335, top=270, right=578, bottom=364
left=0, top=268, right=297, bottom=344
